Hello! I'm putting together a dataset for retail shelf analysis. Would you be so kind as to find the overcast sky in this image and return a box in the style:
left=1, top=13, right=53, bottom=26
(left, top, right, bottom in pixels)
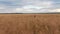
left=0, top=0, right=60, bottom=13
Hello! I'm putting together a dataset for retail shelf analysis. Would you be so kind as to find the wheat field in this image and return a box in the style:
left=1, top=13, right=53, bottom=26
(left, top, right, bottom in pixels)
left=0, top=14, right=60, bottom=34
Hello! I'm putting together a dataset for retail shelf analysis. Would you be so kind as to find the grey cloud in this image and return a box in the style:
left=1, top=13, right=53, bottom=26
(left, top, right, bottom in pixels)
left=0, top=0, right=60, bottom=13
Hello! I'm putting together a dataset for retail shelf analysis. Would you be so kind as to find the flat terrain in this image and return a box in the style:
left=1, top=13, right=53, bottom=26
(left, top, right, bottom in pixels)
left=0, top=14, right=60, bottom=34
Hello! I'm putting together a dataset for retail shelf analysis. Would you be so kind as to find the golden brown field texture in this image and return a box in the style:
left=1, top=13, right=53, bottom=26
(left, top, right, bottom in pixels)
left=0, top=14, right=60, bottom=34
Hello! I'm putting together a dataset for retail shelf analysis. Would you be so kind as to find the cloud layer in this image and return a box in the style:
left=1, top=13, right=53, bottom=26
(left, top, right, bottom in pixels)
left=0, top=0, right=60, bottom=13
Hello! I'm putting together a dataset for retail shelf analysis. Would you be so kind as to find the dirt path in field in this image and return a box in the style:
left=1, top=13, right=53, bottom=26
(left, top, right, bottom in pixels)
left=0, top=14, right=60, bottom=34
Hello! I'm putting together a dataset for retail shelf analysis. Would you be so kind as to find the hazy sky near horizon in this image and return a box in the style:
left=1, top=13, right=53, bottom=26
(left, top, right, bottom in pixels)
left=0, top=0, right=60, bottom=13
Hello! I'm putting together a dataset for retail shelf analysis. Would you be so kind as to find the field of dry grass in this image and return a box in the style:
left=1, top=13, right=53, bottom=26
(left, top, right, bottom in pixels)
left=0, top=14, right=60, bottom=34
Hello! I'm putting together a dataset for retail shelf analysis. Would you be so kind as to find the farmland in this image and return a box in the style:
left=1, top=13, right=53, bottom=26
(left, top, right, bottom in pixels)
left=0, top=14, right=60, bottom=34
